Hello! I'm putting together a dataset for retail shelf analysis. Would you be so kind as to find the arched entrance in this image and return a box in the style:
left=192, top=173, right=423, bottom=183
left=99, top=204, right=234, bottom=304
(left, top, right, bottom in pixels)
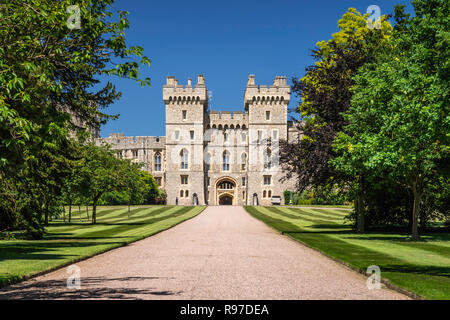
left=253, top=193, right=259, bottom=206
left=216, top=178, right=236, bottom=205
left=219, top=194, right=233, bottom=205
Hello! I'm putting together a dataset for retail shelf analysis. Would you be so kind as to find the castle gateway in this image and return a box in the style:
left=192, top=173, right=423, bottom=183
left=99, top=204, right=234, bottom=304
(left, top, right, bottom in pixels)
left=97, top=75, right=299, bottom=206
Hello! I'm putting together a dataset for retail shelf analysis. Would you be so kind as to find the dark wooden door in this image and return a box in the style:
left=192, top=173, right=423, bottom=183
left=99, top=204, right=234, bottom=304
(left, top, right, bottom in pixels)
left=219, top=195, right=233, bottom=205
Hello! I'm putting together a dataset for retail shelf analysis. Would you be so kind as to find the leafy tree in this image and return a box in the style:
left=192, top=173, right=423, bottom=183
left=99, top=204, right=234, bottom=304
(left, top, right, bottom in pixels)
left=77, top=143, right=124, bottom=224
left=280, top=8, right=392, bottom=232
left=1, top=0, right=150, bottom=171
left=139, top=170, right=160, bottom=204
left=333, top=0, right=449, bottom=240
left=61, top=144, right=85, bottom=223
left=0, top=1, right=151, bottom=236
left=98, top=167, right=160, bottom=207
left=120, top=161, right=145, bottom=214
left=99, top=191, right=130, bottom=205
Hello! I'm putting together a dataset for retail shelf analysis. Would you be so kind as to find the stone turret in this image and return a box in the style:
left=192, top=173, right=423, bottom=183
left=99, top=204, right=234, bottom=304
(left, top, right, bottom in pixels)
left=244, top=74, right=291, bottom=206
left=163, top=75, right=208, bottom=206
left=244, top=75, right=290, bottom=111
left=163, top=75, right=208, bottom=107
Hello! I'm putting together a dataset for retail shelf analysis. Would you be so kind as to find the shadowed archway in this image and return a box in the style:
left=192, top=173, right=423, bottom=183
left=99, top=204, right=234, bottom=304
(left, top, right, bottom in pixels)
left=216, top=177, right=236, bottom=205
left=219, top=194, right=233, bottom=205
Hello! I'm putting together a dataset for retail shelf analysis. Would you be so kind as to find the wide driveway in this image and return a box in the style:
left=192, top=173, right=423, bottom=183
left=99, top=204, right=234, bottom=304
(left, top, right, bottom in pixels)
left=0, top=206, right=407, bottom=299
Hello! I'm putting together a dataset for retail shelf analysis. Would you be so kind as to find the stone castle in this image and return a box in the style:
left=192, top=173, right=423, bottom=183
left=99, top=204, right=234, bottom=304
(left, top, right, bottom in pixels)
left=97, top=75, right=299, bottom=206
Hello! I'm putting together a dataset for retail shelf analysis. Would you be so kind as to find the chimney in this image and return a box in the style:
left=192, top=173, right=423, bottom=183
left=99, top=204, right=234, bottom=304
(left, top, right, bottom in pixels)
left=247, top=74, right=256, bottom=86
left=166, top=76, right=178, bottom=87
left=197, top=74, right=205, bottom=87
left=273, top=76, right=280, bottom=86
left=187, top=78, right=192, bottom=87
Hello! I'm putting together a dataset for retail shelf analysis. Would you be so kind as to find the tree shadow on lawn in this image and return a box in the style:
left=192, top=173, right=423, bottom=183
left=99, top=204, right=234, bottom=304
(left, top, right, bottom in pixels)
left=339, top=232, right=450, bottom=243
left=0, top=241, right=127, bottom=260
left=381, top=264, right=450, bottom=278
left=308, top=224, right=351, bottom=230
left=0, top=276, right=182, bottom=300
left=46, top=234, right=135, bottom=240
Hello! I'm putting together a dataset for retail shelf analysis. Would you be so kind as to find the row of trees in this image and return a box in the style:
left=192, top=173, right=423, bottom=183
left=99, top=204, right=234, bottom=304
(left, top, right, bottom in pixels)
left=0, top=1, right=153, bottom=238
left=1, top=133, right=161, bottom=237
left=62, top=138, right=161, bottom=225
left=281, top=0, right=449, bottom=240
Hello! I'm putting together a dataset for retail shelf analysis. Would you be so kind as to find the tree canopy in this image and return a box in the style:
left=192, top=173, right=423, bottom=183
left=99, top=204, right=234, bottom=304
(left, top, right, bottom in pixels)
left=0, top=1, right=153, bottom=237
left=333, top=0, right=449, bottom=239
left=281, top=8, right=392, bottom=193
left=281, top=1, right=449, bottom=239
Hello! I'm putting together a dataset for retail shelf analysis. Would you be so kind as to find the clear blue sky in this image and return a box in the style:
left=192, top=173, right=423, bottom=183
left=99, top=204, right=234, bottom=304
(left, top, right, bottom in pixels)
left=99, top=0, right=414, bottom=138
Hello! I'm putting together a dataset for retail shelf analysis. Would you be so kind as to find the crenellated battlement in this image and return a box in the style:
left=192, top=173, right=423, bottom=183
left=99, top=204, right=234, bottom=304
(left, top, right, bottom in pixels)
left=98, top=134, right=166, bottom=150
left=163, top=75, right=208, bottom=103
left=207, top=111, right=248, bottom=129
left=95, top=73, right=298, bottom=206
left=244, top=74, right=290, bottom=108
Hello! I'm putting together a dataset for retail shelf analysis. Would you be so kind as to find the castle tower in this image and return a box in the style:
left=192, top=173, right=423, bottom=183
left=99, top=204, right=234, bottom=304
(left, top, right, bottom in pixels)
left=163, top=75, right=208, bottom=205
left=244, top=75, right=291, bottom=206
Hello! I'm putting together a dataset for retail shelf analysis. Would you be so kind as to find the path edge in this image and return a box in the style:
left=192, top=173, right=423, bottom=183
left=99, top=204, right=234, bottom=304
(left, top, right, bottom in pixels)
left=244, top=206, right=423, bottom=301
left=0, top=206, right=206, bottom=290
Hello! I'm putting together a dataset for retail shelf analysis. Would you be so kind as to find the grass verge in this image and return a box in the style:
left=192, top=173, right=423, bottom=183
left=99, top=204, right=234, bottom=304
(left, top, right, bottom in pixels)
left=0, top=205, right=205, bottom=288
left=244, top=206, right=450, bottom=300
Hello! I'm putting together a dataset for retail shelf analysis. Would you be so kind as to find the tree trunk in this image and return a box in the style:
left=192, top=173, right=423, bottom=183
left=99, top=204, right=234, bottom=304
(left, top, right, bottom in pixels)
left=78, top=205, right=81, bottom=222
left=128, top=203, right=130, bottom=218
left=63, top=205, right=66, bottom=222
left=68, top=200, right=72, bottom=223
left=44, top=202, right=49, bottom=226
left=356, top=176, right=365, bottom=233
left=92, top=198, right=99, bottom=224
left=412, top=181, right=422, bottom=241
left=86, top=205, right=89, bottom=220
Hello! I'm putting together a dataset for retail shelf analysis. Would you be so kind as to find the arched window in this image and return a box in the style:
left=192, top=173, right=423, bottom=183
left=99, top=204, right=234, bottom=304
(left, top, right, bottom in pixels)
left=263, top=190, right=267, bottom=198
left=154, top=152, right=161, bottom=171
left=241, top=153, right=247, bottom=171
left=180, top=149, right=188, bottom=169
left=205, top=153, right=211, bottom=171
left=218, top=180, right=234, bottom=190
left=185, top=190, right=189, bottom=197
left=241, top=131, right=247, bottom=144
left=264, top=148, right=272, bottom=169
left=222, top=151, right=230, bottom=171
left=268, top=190, right=272, bottom=198
left=180, top=190, right=184, bottom=197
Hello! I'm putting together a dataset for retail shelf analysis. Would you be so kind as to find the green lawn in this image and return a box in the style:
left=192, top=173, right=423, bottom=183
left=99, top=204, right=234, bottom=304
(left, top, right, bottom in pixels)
left=245, top=206, right=450, bottom=300
left=287, top=204, right=354, bottom=209
left=0, top=205, right=205, bottom=287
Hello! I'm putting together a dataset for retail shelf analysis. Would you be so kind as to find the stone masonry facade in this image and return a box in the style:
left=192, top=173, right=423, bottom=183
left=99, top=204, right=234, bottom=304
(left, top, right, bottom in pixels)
left=97, top=74, right=298, bottom=206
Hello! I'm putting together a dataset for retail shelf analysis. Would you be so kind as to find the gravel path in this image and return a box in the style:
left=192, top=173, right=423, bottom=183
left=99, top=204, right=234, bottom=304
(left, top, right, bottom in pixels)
left=0, top=206, right=408, bottom=300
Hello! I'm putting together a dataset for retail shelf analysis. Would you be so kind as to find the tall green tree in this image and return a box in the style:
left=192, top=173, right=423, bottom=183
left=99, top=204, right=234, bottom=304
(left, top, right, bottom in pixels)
left=280, top=8, right=392, bottom=232
left=1, top=0, right=150, bottom=172
left=78, top=143, right=124, bottom=224
left=0, top=1, right=151, bottom=236
left=333, top=0, right=449, bottom=240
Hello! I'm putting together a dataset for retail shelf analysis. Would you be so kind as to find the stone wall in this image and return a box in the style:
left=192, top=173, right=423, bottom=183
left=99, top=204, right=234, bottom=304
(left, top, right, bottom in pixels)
left=96, top=74, right=299, bottom=206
